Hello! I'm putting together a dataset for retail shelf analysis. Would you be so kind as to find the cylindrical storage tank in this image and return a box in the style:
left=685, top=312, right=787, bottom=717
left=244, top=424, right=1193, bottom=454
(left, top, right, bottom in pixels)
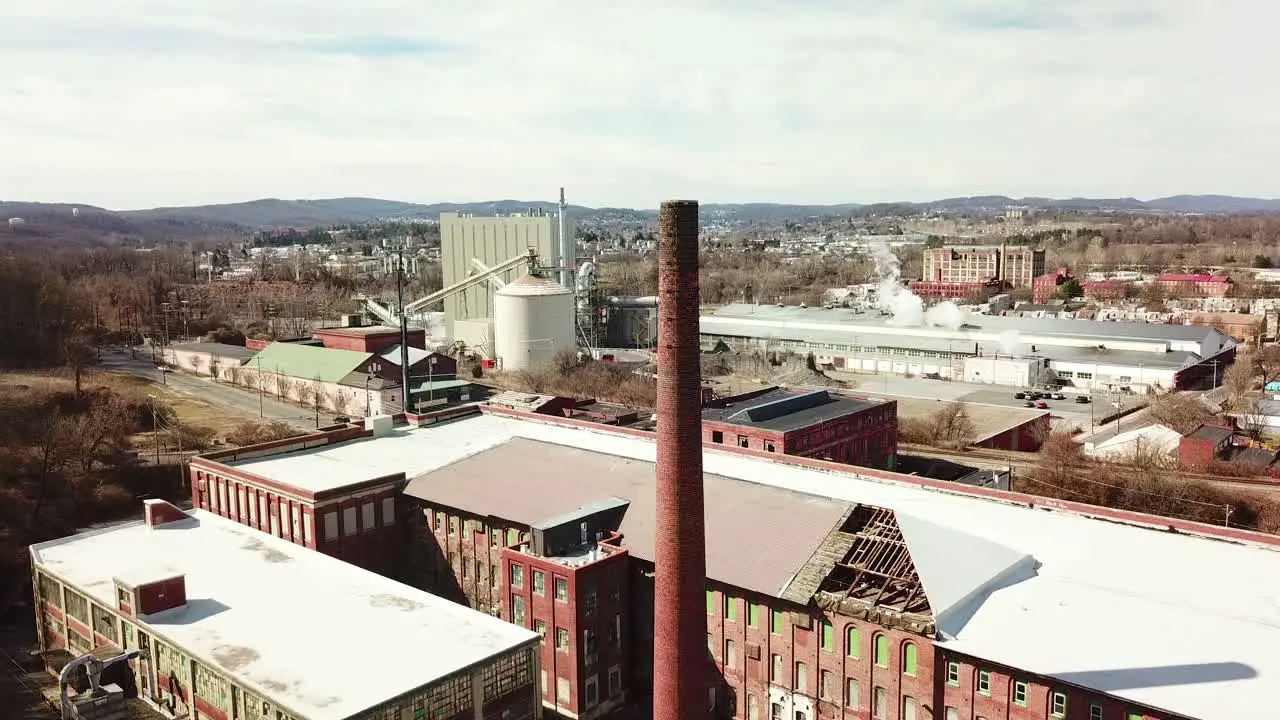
left=494, top=274, right=576, bottom=372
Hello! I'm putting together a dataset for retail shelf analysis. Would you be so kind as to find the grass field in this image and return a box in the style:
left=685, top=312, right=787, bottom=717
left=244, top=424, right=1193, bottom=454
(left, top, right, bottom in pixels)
left=0, top=367, right=264, bottom=444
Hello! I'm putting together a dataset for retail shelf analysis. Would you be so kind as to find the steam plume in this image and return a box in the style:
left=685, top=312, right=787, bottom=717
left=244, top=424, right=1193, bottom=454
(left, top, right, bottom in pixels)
left=870, top=241, right=968, bottom=331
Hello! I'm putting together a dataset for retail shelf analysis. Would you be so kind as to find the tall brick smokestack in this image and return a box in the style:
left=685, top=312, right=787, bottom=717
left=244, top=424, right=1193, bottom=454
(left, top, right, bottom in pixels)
left=653, top=200, right=707, bottom=720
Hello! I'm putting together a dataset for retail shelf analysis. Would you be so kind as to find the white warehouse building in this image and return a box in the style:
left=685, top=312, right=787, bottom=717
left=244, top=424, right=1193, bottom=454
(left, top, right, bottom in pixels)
left=700, top=303, right=1238, bottom=393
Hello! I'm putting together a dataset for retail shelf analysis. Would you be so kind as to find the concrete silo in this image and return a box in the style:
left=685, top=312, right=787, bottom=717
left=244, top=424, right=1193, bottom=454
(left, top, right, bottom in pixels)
left=493, top=274, right=576, bottom=371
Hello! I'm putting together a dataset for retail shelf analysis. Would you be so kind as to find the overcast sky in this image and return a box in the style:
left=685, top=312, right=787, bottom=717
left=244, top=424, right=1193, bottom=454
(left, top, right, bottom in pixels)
left=0, top=1, right=1275, bottom=210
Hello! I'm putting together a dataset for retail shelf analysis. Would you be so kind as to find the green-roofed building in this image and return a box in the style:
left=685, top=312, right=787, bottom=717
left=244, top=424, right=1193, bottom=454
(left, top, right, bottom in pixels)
left=249, top=342, right=377, bottom=384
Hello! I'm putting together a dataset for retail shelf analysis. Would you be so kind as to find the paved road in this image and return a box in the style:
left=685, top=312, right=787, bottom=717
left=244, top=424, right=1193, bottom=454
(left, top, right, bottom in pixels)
left=98, top=349, right=339, bottom=430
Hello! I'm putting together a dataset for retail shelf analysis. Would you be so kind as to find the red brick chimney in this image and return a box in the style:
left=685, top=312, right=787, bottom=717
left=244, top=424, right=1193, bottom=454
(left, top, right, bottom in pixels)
left=653, top=200, right=707, bottom=720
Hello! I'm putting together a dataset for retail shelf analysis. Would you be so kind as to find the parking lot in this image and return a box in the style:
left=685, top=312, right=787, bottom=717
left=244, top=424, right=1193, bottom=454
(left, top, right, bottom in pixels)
left=834, top=373, right=1144, bottom=434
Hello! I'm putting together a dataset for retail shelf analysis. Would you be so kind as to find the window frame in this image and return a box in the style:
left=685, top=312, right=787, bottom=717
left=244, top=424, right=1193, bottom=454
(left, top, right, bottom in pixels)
left=1013, top=680, right=1028, bottom=706
left=977, top=670, right=992, bottom=696
left=1051, top=691, right=1067, bottom=717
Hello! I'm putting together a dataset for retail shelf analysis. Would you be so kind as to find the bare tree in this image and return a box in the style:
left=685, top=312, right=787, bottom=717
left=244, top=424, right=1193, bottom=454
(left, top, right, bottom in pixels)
left=226, top=364, right=243, bottom=386
left=1222, top=358, right=1256, bottom=408
left=1148, top=392, right=1215, bottom=435
left=1253, top=346, right=1280, bottom=387
left=280, top=377, right=298, bottom=403
left=1237, top=397, right=1269, bottom=440
left=63, top=336, right=96, bottom=401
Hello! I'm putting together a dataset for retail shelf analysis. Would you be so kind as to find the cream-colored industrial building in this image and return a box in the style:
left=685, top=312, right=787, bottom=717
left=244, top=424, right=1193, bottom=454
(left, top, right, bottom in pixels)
left=439, top=211, right=576, bottom=340
left=921, top=245, right=1046, bottom=288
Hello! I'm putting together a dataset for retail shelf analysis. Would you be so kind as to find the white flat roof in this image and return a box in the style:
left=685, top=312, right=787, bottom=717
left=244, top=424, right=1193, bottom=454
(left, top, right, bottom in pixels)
left=30, top=510, right=537, bottom=720
left=254, top=412, right=1280, bottom=720
left=228, top=421, right=512, bottom=493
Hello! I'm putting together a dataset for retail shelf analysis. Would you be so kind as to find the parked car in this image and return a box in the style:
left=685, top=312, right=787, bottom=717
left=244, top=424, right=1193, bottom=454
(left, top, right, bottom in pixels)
left=1014, top=392, right=1026, bottom=399
left=1035, top=401, right=1050, bottom=409
left=1051, top=392, right=1065, bottom=400
left=1024, top=400, right=1036, bottom=408
left=1075, top=395, right=1090, bottom=404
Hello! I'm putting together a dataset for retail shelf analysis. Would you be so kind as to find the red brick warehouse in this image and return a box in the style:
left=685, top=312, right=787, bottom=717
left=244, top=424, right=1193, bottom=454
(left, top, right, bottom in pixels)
left=702, top=387, right=898, bottom=470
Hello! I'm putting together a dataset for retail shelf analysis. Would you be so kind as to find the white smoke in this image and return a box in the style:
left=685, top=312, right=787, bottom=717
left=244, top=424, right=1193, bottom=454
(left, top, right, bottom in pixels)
left=870, top=241, right=968, bottom=331
left=998, top=329, right=1022, bottom=355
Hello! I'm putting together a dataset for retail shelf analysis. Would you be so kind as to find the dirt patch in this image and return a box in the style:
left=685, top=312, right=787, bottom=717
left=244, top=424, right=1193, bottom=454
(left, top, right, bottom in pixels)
left=241, top=538, right=293, bottom=564
left=211, top=645, right=261, bottom=672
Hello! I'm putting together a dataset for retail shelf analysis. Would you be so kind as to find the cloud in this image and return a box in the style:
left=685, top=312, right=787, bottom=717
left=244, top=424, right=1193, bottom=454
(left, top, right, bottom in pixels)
left=0, top=0, right=1275, bottom=210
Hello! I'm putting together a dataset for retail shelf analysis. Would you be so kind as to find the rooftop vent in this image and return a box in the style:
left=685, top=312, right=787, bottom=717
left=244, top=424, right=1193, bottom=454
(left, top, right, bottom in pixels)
left=143, top=499, right=188, bottom=529
left=364, top=414, right=395, bottom=438
left=134, top=575, right=187, bottom=616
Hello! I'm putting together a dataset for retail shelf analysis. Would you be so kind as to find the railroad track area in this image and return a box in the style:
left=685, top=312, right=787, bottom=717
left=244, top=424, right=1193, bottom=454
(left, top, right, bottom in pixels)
left=0, top=624, right=57, bottom=720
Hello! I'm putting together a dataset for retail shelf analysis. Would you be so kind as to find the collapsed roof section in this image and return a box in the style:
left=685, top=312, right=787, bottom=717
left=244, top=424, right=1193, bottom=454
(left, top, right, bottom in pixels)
left=813, top=504, right=1036, bottom=639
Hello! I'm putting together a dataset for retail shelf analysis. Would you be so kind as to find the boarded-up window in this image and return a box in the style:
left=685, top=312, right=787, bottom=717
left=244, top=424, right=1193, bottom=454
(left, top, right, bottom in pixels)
left=194, top=664, right=231, bottom=713
left=64, top=590, right=89, bottom=623
left=381, top=497, right=395, bottom=526
left=324, top=512, right=338, bottom=540
left=361, top=502, right=375, bottom=530
left=557, top=677, right=571, bottom=704
left=91, top=603, right=118, bottom=644
left=343, top=507, right=358, bottom=536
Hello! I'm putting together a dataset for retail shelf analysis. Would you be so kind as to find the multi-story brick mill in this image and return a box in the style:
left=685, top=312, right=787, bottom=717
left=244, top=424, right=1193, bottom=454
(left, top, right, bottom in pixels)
left=184, top=406, right=1280, bottom=720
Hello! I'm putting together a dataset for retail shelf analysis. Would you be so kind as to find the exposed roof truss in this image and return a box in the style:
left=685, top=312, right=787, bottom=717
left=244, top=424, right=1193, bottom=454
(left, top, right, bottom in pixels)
left=819, top=504, right=931, bottom=616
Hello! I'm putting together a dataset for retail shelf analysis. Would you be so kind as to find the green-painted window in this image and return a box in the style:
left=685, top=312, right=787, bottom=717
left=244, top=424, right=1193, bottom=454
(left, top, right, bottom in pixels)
left=820, top=621, right=833, bottom=651
left=1013, top=680, right=1028, bottom=706
left=706, top=590, right=715, bottom=614
left=747, top=603, right=759, bottom=628
left=845, top=626, right=860, bottom=658
left=874, top=634, right=889, bottom=667
left=977, top=670, right=991, bottom=695
left=1051, top=691, right=1067, bottom=717
left=903, top=642, right=918, bottom=675
left=725, top=596, right=736, bottom=621
left=1126, top=713, right=1142, bottom=720
left=946, top=661, right=960, bottom=686
left=770, top=610, right=783, bottom=635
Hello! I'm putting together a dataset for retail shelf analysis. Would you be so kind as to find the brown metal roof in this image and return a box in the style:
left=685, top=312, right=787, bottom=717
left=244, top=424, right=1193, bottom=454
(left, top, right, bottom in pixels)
left=403, top=438, right=852, bottom=598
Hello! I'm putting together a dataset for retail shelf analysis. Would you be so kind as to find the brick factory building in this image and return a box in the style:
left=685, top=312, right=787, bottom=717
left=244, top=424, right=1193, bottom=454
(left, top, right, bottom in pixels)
left=921, top=246, right=1046, bottom=289
left=312, top=324, right=426, bottom=353
left=188, top=408, right=1280, bottom=720
left=30, top=498, right=540, bottom=720
left=1031, top=268, right=1075, bottom=304
left=1154, top=273, right=1233, bottom=298
left=906, top=278, right=1005, bottom=302
left=1082, top=280, right=1129, bottom=301
left=702, top=387, right=898, bottom=470
left=188, top=418, right=406, bottom=578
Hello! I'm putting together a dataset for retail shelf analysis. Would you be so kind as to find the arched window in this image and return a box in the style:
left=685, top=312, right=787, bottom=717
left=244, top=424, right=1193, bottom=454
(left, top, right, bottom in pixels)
left=902, top=642, right=918, bottom=675
left=874, top=634, right=889, bottom=667
left=845, top=626, right=861, bottom=659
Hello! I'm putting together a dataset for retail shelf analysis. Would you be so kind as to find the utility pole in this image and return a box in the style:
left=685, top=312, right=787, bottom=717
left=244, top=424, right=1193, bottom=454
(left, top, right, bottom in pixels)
left=148, top=395, right=160, bottom=465
left=256, top=356, right=264, bottom=418
left=396, top=242, right=411, bottom=413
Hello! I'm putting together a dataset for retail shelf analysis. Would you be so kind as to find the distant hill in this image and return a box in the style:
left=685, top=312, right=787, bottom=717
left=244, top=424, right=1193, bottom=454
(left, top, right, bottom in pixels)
left=5, top=194, right=1279, bottom=236
left=0, top=201, right=246, bottom=247
left=118, top=197, right=606, bottom=228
